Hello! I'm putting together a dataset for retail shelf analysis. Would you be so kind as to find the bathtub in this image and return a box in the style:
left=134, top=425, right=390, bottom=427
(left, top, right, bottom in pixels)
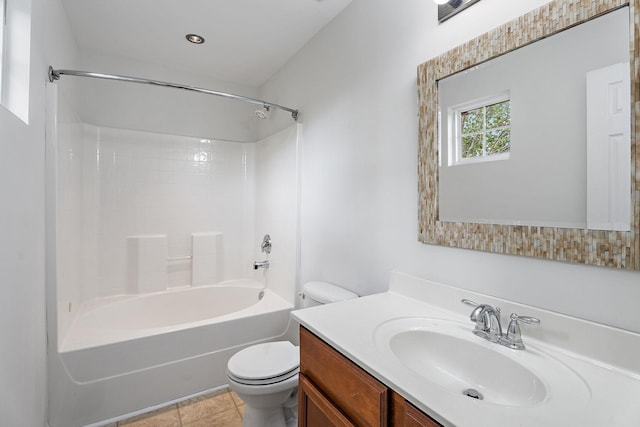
left=48, top=279, right=294, bottom=427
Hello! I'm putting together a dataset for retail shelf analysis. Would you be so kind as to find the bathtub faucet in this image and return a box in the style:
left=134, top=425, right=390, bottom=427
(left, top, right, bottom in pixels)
left=253, top=260, right=270, bottom=270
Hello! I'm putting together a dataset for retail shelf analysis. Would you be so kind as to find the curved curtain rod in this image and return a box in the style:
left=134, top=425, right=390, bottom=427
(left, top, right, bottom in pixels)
left=48, top=66, right=299, bottom=121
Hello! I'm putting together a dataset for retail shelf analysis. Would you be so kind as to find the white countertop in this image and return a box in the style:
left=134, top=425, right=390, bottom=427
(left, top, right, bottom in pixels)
left=291, top=272, right=640, bottom=427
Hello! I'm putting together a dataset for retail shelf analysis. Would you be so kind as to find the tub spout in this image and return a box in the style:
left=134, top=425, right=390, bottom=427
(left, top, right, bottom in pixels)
left=253, top=260, right=269, bottom=270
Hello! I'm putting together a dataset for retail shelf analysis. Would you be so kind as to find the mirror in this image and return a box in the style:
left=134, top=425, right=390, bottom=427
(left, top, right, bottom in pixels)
left=417, top=0, right=639, bottom=269
left=438, top=8, right=630, bottom=231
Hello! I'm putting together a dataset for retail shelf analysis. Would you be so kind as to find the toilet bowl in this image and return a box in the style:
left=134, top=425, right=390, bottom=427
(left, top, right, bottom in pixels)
left=227, top=282, right=358, bottom=427
left=227, top=341, right=299, bottom=427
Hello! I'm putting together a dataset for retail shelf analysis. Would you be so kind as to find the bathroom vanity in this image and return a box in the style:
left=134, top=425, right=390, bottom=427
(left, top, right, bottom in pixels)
left=291, top=272, right=640, bottom=427
left=299, top=326, right=440, bottom=426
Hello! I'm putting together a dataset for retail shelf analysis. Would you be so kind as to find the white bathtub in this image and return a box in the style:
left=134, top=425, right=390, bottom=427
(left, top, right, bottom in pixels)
left=61, top=279, right=286, bottom=351
left=49, top=279, right=294, bottom=427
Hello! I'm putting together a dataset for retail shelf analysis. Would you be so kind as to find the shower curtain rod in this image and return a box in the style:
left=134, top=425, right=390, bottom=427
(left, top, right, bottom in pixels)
left=48, top=66, right=299, bottom=121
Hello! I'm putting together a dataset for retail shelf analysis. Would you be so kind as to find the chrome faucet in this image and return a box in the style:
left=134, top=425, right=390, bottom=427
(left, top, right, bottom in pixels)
left=261, top=234, right=272, bottom=254
left=253, top=260, right=269, bottom=270
left=253, top=234, right=271, bottom=270
left=469, top=303, right=502, bottom=342
left=462, top=299, right=540, bottom=350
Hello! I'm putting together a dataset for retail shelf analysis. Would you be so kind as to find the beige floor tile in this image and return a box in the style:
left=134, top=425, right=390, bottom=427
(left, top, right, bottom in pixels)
left=197, top=389, right=230, bottom=400
left=229, top=390, right=245, bottom=419
left=178, top=391, right=237, bottom=425
left=118, top=405, right=181, bottom=427
left=236, top=403, right=245, bottom=419
left=183, top=407, right=243, bottom=427
left=229, top=391, right=244, bottom=407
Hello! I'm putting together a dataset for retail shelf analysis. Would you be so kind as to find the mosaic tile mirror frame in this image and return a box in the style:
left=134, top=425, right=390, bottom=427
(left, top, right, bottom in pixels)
left=417, top=0, right=639, bottom=269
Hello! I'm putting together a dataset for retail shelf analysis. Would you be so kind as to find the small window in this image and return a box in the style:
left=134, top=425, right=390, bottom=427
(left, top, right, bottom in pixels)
left=0, top=0, right=31, bottom=123
left=0, top=0, right=6, bottom=97
left=451, top=94, right=511, bottom=165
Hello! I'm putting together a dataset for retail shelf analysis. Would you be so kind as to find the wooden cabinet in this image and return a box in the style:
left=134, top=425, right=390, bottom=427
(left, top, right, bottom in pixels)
left=299, top=327, right=443, bottom=427
left=390, top=393, right=442, bottom=427
left=299, top=374, right=356, bottom=427
left=299, top=326, right=388, bottom=426
left=402, top=404, right=441, bottom=427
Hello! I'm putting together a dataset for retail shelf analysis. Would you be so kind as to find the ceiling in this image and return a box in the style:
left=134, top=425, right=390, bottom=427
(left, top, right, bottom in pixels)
left=61, top=0, right=352, bottom=87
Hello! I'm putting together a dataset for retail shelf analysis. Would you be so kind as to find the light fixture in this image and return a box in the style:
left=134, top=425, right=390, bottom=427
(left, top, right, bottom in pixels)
left=437, top=0, right=479, bottom=23
left=434, top=0, right=463, bottom=6
left=185, top=33, right=205, bottom=44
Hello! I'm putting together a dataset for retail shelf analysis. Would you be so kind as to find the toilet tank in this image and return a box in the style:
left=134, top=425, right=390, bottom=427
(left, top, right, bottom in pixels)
left=301, top=281, right=358, bottom=308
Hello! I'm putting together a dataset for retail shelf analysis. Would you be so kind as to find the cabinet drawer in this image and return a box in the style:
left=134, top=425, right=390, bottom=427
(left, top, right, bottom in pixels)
left=300, top=327, right=388, bottom=427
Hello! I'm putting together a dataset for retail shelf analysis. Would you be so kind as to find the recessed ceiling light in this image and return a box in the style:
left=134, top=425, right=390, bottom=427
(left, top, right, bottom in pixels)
left=185, top=33, right=205, bottom=44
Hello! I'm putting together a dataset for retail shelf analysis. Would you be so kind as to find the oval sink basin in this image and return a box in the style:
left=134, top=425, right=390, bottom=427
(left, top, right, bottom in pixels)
left=390, top=329, right=546, bottom=406
left=374, top=317, right=590, bottom=408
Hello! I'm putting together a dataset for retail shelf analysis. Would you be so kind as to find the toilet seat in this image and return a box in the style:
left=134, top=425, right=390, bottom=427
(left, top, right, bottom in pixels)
left=227, top=341, right=300, bottom=386
left=228, top=367, right=299, bottom=386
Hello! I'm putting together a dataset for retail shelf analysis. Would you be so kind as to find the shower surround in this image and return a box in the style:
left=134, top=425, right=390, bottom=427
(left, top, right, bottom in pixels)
left=56, top=124, right=258, bottom=340
left=47, top=85, right=301, bottom=426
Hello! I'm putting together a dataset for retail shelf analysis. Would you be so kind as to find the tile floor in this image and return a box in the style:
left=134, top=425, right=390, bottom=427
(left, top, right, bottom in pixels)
left=103, top=388, right=245, bottom=427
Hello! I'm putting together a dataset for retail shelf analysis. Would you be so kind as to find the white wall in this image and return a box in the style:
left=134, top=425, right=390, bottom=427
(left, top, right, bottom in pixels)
left=0, top=0, right=78, bottom=425
left=259, top=0, right=640, bottom=332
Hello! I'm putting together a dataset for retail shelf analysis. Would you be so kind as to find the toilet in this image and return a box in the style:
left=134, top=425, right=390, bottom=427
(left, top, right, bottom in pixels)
left=226, top=281, right=358, bottom=427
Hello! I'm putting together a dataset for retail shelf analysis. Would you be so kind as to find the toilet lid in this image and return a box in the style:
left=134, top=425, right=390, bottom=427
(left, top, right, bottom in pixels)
left=227, top=341, right=299, bottom=381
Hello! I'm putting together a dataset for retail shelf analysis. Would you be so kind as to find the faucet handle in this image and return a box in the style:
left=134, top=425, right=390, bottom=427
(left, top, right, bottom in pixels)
left=510, top=313, right=540, bottom=325
left=461, top=299, right=478, bottom=307
left=261, top=234, right=272, bottom=254
left=500, top=313, right=540, bottom=350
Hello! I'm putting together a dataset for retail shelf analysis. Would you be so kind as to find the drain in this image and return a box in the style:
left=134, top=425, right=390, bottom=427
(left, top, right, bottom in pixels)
left=462, top=388, right=483, bottom=400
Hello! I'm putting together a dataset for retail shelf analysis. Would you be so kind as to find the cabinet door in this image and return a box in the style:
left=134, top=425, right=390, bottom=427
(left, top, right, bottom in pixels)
left=403, top=403, right=441, bottom=427
left=299, top=373, right=356, bottom=427
left=390, top=392, right=443, bottom=427
left=300, top=327, right=389, bottom=426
